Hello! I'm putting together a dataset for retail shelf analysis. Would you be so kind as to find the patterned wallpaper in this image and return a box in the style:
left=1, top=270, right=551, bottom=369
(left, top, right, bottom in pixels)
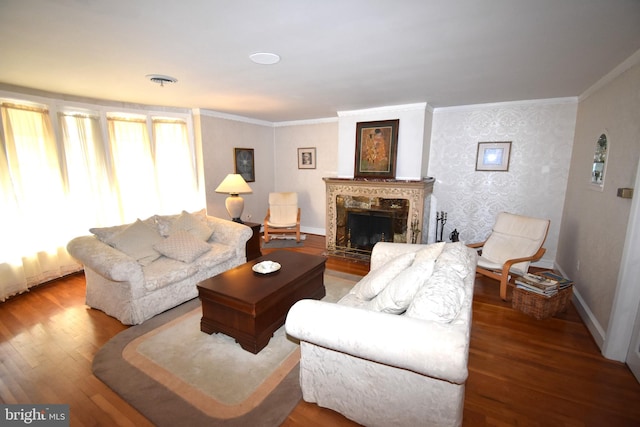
left=428, top=100, right=578, bottom=266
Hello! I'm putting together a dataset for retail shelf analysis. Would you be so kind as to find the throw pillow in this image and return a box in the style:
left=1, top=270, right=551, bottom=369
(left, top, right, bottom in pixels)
left=405, top=270, right=465, bottom=323
left=90, top=224, right=127, bottom=243
left=413, top=241, right=445, bottom=265
left=364, top=260, right=435, bottom=314
left=349, top=252, right=416, bottom=300
left=434, top=242, right=473, bottom=279
left=153, top=230, right=211, bottom=263
left=106, top=219, right=163, bottom=266
left=90, top=216, right=157, bottom=243
left=155, top=209, right=208, bottom=237
left=169, top=210, right=213, bottom=241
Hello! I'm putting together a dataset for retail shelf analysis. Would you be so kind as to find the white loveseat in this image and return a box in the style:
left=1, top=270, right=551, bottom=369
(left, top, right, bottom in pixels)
left=67, top=210, right=252, bottom=325
left=286, top=241, right=477, bottom=427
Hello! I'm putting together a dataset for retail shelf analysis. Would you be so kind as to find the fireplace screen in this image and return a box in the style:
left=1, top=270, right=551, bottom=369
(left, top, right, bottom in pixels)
left=334, top=195, right=409, bottom=258
left=346, top=210, right=393, bottom=251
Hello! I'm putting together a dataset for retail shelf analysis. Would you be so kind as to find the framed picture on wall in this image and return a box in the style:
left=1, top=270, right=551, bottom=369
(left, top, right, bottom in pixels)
left=234, top=148, right=255, bottom=182
left=298, top=147, right=316, bottom=169
left=475, top=141, right=512, bottom=171
left=354, top=119, right=399, bottom=179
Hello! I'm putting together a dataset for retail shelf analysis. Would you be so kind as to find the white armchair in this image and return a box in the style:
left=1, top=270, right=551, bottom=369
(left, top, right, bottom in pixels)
left=263, top=192, right=301, bottom=243
left=468, top=212, right=550, bottom=300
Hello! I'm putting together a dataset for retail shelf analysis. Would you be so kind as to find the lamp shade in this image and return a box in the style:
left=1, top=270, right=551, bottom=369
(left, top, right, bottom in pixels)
left=215, top=174, right=253, bottom=195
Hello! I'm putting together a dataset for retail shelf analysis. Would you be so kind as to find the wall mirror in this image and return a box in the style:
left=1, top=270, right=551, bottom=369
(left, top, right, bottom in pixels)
left=591, top=133, right=608, bottom=188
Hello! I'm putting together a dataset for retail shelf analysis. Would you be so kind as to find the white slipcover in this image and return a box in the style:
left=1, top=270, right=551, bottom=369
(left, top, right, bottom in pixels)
left=286, top=242, right=478, bottom=427
left=67, top=215, right=252, bottom=325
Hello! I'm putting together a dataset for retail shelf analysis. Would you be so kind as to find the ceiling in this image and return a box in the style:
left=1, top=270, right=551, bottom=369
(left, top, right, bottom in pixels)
left=1, top=0, right=640, bottom=122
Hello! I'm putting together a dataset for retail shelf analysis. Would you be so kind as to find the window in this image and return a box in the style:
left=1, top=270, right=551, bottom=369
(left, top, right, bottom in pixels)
left=0, top=97, right=203, bottom=300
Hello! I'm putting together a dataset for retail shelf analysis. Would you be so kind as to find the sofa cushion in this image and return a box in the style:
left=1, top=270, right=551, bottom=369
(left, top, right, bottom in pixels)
left=106, top=219, right=163, bottom=266
left=142, top=256, right=198, bottom=291
left=364, top=260, right=436, bottom=314
left=405, top=269, right=465, bottom=323
left=192, top=242, right=236, bottom=270
left=348, top=252, right=416, bottom=300
left=153, top=230, right=211, bottom=263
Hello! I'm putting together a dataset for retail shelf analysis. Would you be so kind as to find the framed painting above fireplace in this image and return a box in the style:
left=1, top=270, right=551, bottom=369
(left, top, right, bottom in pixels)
left=354, top=119, right=399, bottom=179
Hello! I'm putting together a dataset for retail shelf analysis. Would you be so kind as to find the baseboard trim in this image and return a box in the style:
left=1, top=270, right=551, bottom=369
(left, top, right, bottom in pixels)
left=555, top=265, right=606, bottom=351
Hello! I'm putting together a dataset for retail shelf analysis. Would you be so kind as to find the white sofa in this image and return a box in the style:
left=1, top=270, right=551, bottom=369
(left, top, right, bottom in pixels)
left=67, top=210, right=252, bottom=325
left=286, top=241, right=478, bottom=427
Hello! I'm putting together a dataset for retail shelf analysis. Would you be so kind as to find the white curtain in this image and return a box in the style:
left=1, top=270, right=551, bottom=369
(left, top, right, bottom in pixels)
left=107, top=115, right=161, bottom=223
left=60, top=113, right=120, bottom=237
left=0, top=103, right=79, bottom=300
left=152, top=118, right=201, bottom=214
left=0, top=103, right=204, bottom=301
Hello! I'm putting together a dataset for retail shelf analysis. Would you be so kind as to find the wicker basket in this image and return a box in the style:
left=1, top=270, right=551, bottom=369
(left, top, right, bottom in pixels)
left=512, top=286, right=573, bottom=320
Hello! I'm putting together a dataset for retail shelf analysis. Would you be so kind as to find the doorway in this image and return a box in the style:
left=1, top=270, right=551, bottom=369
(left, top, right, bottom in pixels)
left=604, top=157, right=640, bottom=382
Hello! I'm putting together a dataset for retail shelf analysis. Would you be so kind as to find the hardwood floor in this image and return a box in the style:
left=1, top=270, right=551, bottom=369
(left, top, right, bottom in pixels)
left=1, top=234, right=639, bottom=426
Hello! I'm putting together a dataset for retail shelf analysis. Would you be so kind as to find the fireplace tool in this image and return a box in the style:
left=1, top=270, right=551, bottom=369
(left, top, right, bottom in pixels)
left=436, top=211, right=447, bottom=242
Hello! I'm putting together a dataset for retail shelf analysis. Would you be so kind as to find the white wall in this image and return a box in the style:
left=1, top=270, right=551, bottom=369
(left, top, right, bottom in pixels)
left=428, top=99, right=578, bottom=267
left=273, top=119, right=339, bottom=235
left=337, top=103, right=429, bottom=179
left=557, top=56, right=640, bottom=351
left=197, top=110, right=275, bottom=224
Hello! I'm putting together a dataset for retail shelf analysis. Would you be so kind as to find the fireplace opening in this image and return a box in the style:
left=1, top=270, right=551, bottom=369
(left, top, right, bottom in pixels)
left=325, top=178, right=434, bottom=261
left=346, top=210, right=393, bottom=251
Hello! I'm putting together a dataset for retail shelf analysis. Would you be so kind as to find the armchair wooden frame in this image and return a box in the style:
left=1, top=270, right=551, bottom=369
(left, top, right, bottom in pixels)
left=467, top=242, right=547, bottom=300
left=263, top=207, right=301, bottom=243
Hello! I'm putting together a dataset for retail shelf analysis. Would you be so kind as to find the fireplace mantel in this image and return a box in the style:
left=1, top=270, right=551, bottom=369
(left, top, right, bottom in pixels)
left=324, top=177, right=434, bottom=257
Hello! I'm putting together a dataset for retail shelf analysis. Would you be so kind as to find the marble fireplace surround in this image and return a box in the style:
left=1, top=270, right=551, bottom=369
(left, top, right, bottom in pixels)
left=324, top=177, right=434, bottom=257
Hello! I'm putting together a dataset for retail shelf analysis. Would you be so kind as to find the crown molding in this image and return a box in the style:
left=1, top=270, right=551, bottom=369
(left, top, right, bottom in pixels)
left=579, top=48, right=640, bottom=103
left=433, top=97, right=578, bottom=114
left=337, top=102, right=428, bottom=117
left=193, top=108, right=274, bottom=127
left=274, top=117, right=338, bottom=127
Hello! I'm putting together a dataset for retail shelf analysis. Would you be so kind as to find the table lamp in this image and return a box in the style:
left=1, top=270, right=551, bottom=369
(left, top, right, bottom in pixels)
left=215, top=174, right=253, bottom=223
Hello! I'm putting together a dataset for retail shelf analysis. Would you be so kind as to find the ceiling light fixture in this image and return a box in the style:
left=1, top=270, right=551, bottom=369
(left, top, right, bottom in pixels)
left=249, top=52, right=280, bottom=65
left=146, top=74, right=178, bottom=86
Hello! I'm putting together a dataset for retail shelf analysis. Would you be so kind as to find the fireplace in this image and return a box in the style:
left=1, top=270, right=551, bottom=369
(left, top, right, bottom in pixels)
left=346, top=209, right=393, bottom=250
left=324, top=177, right=434, bottom=259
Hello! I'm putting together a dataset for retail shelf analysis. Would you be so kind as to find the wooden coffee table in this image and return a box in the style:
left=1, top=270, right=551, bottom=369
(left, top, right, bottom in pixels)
left=197, top=250, right=326, bottom=354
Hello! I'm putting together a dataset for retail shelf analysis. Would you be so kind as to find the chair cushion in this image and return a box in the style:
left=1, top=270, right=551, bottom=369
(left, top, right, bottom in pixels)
left=268, top=192, right=298, bottom=226
left=105, top=219, right=163, bottom=266
left=481, top=212, right=549, bottom=274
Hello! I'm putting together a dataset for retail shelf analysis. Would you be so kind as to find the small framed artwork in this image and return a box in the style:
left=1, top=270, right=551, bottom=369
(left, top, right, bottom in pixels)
left=476, top=141, right=512, bottom=172
left=234, top=148, right=255, bottom=182
left=298, top=147, right=316, bottom=169
left=354, top=119, right=399, bottom=179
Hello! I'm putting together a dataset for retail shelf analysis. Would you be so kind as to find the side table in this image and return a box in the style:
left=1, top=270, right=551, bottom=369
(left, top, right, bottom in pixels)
left=243, top=221, right=262, bottom=261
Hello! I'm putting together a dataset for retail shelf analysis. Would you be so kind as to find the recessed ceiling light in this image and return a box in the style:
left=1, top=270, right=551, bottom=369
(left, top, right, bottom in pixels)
left=146, top=74, right=178, bottom=86
left=249, top=52, right=280, bottom=65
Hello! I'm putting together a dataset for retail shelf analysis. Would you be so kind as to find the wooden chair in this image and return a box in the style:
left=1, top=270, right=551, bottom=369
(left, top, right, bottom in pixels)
left=263, top=192, right=301, bottom=243
left=468, top=212, right=550, bottom=300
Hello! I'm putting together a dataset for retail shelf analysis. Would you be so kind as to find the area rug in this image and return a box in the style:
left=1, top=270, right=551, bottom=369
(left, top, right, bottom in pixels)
left=93, top=270, right=360, bottom=426
left=261, top=234, right=306, bottom=249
